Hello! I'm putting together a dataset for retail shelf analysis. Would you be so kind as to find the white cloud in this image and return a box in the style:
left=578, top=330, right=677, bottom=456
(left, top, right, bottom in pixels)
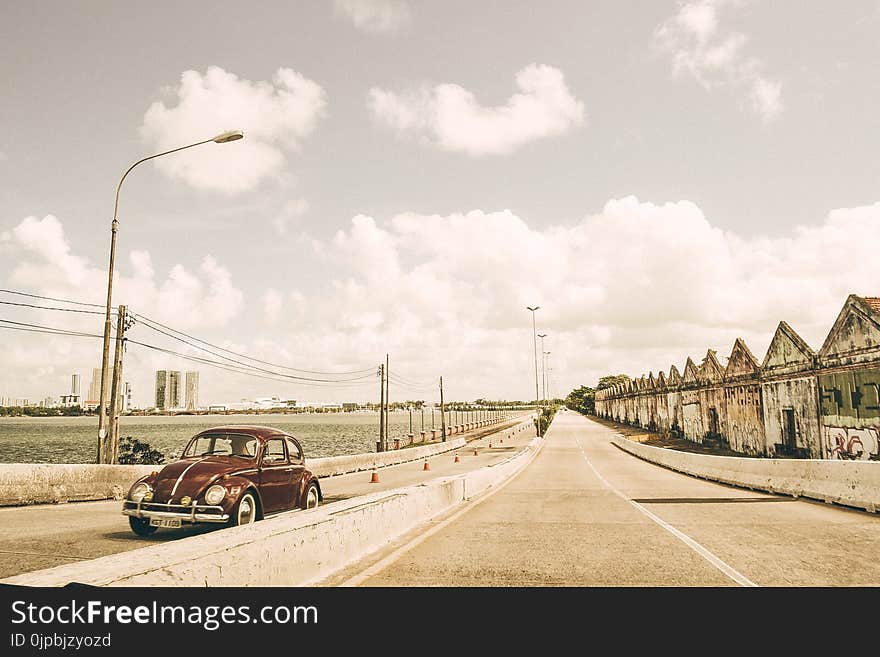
left=655, top=1, right=783, bottom=122
left=4, top=200, right=880, bottom=405
left=334, top=0, right=411, bottom=33
left=272, top=198, right=310, bottom=235
left=1, top=214, right=249, bottom=407
left=141, top=66, right=327, bottom=193
left=368, top=64, right=585, bottom=155
left=262, top=289, right=283, bottom=325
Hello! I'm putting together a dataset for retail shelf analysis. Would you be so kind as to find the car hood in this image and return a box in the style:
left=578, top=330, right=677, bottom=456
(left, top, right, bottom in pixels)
left=152, top=456, right=256, bottom=503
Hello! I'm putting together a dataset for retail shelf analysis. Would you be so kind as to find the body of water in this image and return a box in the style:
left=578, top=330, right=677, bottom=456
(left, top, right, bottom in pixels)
left=0, top=410, right=456, bottom=464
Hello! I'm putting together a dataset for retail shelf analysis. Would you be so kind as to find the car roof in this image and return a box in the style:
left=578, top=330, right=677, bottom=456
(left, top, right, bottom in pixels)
left=193, top=425, right=295, bottom=440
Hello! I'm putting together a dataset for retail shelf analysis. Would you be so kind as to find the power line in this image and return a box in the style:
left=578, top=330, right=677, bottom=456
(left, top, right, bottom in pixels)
left=0, top=299, right=108, bottom=315
left=132, top=319, right=375, bottom=383
left=0, top=288, right=108, bottom=309
left=132, top=311, right=376, bottom=377
left=0, top=318, right=103, bottom=338
left=127, top=339, right=377, bottom=390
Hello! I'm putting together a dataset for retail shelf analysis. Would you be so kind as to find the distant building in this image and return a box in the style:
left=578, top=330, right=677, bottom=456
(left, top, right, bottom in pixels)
left=86, top=367, right=115, bottom=409
left=155, top=370, right=182, bottom=410
left=71, top=373, right=80, bottom=397
left=124, top=382, right=132, bottom=412
left=185, top=372, right=199, bottom=410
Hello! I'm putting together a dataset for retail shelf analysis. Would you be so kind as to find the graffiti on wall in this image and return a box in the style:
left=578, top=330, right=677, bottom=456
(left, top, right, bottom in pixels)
left=820, top=369, right=880, bottom=459
left=823, top=426, right=880, bottom=460
left=819, top=370, right=880, bottom=420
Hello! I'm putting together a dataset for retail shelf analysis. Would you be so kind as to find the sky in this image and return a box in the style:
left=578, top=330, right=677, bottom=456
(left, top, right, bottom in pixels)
left=1, top=0, right=879, bottom=407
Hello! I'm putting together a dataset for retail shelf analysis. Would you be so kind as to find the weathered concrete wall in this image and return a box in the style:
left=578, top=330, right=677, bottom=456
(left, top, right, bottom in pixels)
left=594, top=294, right=880, bottom=461
left=818, top=368, right=880, bottom=460
left=611, top=434, right=879, bottom=514
left=698, top=384, right=726, bottom=442
left=762, top=376, right=821, bottom=458
left=0, top=464, right=156, bottom=507
left=724, top=383, right=765, bottom=455
left=681, top=389, right=703, bottom=443
left=1, top=434, right=546, bottom=587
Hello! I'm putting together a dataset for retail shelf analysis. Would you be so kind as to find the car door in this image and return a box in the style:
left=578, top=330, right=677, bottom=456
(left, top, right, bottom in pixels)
left=285, top=437, right=306, bottom=507
left=259, top=438, right=292, bottom=514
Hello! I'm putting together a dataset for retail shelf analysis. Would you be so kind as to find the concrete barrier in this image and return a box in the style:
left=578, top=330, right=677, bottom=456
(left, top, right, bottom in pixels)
left=0, top=415, right=536, bottom=507
left=0, top=464, right=156, bottom=507
left=2, top=426, right=544, bottom=587
left=611, top=435, right=880, bottom=513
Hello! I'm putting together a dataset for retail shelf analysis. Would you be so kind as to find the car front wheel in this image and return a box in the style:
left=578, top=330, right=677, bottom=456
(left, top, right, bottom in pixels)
left=129, top=516, right=157, bottom=537
left=304, top=482, right=320, bottom=510
left=230, top=491, right=258, bottom=526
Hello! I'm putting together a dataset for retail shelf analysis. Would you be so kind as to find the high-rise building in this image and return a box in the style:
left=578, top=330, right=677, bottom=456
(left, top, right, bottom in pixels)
left=86, top=367, right=114, bottom=408
left=124, top=382, right=132, bottom=412
left=71, top=373, right=80, bottom=396
left=185, top=371, right=199, bottom=410
left=155, top=370, right=182, bottom=410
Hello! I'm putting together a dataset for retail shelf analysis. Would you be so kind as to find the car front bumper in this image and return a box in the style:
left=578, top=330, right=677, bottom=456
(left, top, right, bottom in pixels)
left=122, top=500, right=229, bottom=523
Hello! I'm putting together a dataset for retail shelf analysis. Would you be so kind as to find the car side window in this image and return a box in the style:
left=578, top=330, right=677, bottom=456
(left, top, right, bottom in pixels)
left=263, top=438, right=287, bottom=465
left=286, top=438, right=303, bottom=464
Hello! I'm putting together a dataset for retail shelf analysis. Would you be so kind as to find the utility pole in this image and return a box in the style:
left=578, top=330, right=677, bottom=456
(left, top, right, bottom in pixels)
left=439, top=376, right=446, bottom=442
left=385, top=354, right=390, bottom=448
left=378, top=363, right=385, bottom=452
left=105, top=305, right=131, bottom=464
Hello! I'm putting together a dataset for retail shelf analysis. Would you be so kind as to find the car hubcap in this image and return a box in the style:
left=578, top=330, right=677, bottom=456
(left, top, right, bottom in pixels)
left=307, top=488, right=318, bottom=509
left=239, top=496, right=254, bottom=524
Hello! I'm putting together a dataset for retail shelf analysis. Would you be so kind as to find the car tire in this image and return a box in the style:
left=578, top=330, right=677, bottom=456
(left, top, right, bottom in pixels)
left=304, top=482, right=320, bottom=510
left=230, top=491, right=258, bottom=526
left=129, top=516, right=157, bottom=537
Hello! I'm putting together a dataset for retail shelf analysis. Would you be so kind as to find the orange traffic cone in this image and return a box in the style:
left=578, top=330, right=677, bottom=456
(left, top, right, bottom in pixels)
left=370, top=470, right=380, bottom=483
left=473, top=449, right=478, bottom=456
left=454, top=455, right=460, bottom=463
left=423, top=461, right=430, bottom=471
left=489, top=443, right=493, bottom=448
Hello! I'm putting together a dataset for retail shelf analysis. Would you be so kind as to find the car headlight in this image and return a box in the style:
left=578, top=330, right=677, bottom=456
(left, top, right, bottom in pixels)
left=204, top=484, right=226, bottom=506
left=130, top=482, right=151, bottom=503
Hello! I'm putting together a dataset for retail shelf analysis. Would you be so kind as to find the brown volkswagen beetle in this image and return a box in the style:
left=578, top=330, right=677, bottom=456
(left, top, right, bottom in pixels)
left=122, top=426, right=322, bottom=536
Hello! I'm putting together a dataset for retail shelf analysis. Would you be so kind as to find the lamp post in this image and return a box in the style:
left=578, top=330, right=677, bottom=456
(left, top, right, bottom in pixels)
left=538, top=334, right=547, bottom=403
left=544, top=351, right=551, bottom=402
left=526, top=306, right=541, bottom=436
left=96, top=130, right=244, bottom=463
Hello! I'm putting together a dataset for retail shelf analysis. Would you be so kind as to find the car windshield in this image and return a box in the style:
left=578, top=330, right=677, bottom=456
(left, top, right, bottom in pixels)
left=182, top=433, right=258, bottom=459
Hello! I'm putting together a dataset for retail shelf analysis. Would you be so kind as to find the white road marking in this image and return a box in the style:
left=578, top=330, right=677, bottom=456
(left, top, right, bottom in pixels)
left=574, top=434, right=758, bottom=587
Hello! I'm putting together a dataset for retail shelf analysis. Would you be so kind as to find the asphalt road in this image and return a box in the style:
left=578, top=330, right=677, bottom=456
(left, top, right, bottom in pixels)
left=0, top=419, right=535, bottom=579
left=328, top=410, right=880, bottom=586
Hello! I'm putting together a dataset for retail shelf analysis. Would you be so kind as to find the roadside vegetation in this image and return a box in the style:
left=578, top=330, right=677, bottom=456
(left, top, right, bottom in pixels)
left=118, top=436, right=166, bottom=465
left=565, top=375, right=632, bottom=416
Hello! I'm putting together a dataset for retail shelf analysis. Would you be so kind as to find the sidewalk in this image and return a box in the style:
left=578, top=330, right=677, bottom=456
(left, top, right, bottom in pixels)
left=587, top=414, right=755, bottom=458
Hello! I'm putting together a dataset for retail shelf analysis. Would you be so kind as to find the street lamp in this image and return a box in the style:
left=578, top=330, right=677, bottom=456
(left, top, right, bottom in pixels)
left=544, top=351, right=551, bottom=402
left=538, top=334, right=547, bottom=403
left=96, top=130, right=244, bottom=463
left=526, top=306, right=541, bottom=436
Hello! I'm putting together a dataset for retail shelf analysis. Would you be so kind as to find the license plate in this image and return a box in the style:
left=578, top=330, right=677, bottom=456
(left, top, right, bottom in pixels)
left=150, top=518, right=182, bottom=528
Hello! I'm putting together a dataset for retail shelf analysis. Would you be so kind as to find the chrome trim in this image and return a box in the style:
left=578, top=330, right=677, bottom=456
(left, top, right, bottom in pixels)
left=122, top=501, right=229, bottom=523
left=170, top=457, right=209, bottom=498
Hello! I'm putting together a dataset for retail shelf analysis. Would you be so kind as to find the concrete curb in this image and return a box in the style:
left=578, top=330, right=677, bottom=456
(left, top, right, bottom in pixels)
left=611, top=435, right=880, bottom=513
left=1, top=418, right=543, bottom=587
left=0, top=416, right=533, bottom=507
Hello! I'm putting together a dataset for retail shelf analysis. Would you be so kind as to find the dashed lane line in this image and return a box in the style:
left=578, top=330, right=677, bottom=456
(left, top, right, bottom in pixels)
left=574, top=433, right=759, bottom=588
